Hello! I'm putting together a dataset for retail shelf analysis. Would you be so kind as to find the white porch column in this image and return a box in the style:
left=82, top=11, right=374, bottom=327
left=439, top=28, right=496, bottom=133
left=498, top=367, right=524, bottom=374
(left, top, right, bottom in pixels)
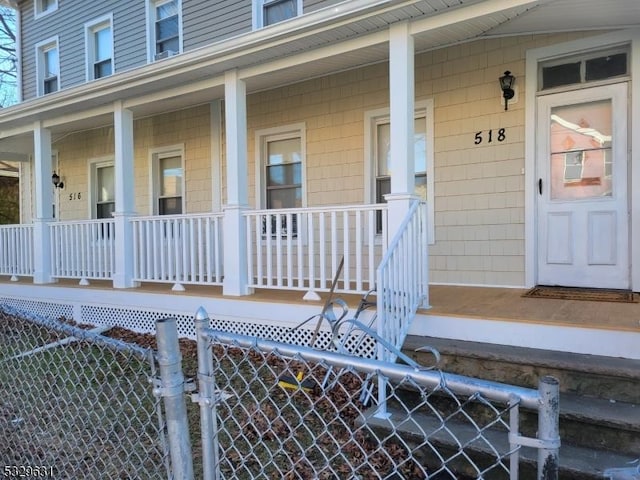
left=386, top=21, right=419, bottom=237
left=112, top=101, right=138, bottom=289
left=32, top=122, right=54, bottom=284
left=222, top=69, right=252, bottom=296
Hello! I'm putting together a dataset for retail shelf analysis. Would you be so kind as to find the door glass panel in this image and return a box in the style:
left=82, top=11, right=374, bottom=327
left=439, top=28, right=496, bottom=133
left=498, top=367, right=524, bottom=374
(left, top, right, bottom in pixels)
left=549, top=100, right=612, bottom=200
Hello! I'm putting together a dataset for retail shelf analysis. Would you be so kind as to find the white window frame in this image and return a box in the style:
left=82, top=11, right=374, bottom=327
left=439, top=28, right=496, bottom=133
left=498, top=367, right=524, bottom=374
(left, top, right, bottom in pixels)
left=34, top=0, right=58, bottom=20
left=88, top=157, right=115, bottom=219
left=85, top=14, right=114, bottom=81
left=146, top=0, right=183, bottom=63
left=252, top=0, right=302, bottom=29
left=255, top=123, right=307, bottom=210
left=35, top=36, right=59, bottom=97
left=364, top=99, right=435, bottom=244
left=150, top=144, right=185, bottom=215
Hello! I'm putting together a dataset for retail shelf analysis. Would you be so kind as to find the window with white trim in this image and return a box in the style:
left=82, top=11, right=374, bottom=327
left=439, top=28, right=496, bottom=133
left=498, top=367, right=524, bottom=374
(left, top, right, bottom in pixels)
left=253, top=0, right=301, bottom=28
left=86, top=16, right=113, bottom=80
left=34, top=0, right=57, bottom=19
left=90, top=161, right=115, bottom=219
left=36, top=38, right=59, bottom=96
left=365, top=101, right=435, bottom=242
left=256, top=124, right=305, bottom=235
left=151, top=147, right=184, bottom=215
left=148, top=0, right=182, bottom=61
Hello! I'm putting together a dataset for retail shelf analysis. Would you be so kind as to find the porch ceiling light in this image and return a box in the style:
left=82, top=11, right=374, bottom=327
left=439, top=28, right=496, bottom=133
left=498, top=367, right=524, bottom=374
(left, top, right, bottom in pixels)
left=52, top=171, right=64, bottom=189
left=499, top=70, right=515, bottom=111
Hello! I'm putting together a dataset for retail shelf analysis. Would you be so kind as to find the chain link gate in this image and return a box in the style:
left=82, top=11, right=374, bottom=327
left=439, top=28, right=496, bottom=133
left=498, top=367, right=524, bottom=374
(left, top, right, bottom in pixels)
left=156, top=308, right=560, bottom=480
left=0, top=306, right=169, bottom=479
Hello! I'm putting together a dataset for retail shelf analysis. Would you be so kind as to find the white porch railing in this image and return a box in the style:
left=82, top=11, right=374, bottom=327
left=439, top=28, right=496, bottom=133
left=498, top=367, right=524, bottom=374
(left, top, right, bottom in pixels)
left=131, top=213, right=224, bottom=288
left=375, top=199, right=429, bottom=416
left=376, top=200, right=428, bottom=360
left=244, top=204, right=388, bottom=295
left=0, top=224, right=34, bottom=278
left=50, top=219, right=116, bottom=281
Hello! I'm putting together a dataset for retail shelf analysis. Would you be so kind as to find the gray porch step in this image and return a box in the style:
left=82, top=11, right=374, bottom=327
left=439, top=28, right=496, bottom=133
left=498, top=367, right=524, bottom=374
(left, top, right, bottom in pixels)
left=403, top=335, right=640, bottom=403
left=365, top=403, right=639, bottom=480
left=400, top=335, right=640, bottom=458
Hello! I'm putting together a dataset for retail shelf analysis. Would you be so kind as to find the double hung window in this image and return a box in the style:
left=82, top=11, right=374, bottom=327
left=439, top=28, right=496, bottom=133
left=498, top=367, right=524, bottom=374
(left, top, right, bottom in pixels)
left=36, top=38, right=59, bottom=96
left=254, top=0, right=301, bottom=28
left=151, top=147, right=184, bottom=215
left=86, top=17, right=113, bottom=80
left=95, top=164, right=115, bottom=219
left=256, top=124, right=305, bottom=235
left=150, top=0, right=181, bottom=60
left=34, top=0, right=57, bottom=19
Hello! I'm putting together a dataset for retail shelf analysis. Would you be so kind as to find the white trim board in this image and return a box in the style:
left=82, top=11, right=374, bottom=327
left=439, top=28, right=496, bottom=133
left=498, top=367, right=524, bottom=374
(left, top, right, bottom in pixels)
left=1, top=283, right=637, bottom=360
left=411, top=312, right=640, bottom=360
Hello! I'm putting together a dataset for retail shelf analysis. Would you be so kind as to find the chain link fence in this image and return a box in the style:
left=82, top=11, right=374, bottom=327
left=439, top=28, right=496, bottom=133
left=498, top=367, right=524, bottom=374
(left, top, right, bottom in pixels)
left=155, top=309, right=559, bottom=480
left=0, top=306, right=168, bottom=479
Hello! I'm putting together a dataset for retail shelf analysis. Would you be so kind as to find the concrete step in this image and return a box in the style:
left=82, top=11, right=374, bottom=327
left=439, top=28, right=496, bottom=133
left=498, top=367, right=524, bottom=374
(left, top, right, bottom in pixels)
left=403, top=335, right=640, bottom=403
left=365, top=402, right=639, bottom=480
left=400, top=335, right=640, bottom=461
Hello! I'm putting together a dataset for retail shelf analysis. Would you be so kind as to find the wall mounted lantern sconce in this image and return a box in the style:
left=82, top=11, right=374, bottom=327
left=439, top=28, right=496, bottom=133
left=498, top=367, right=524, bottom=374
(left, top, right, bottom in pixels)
left=499, top=70, right=515, bottom=111
left=52, top=171, right=64, bottom=189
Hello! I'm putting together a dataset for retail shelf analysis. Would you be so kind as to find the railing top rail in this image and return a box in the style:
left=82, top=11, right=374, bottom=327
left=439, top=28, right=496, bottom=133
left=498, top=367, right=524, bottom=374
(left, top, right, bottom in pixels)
left=377, top=199, right=423, bottom=272
left=48, top=218, right=116, bottom=227
left=131, top=212, right=225, bottom=221
left=0, top=223, right=34, bottom=229
left=244, top=203, right=388, bottom=216
left=200, top=328, right=542, bottom=410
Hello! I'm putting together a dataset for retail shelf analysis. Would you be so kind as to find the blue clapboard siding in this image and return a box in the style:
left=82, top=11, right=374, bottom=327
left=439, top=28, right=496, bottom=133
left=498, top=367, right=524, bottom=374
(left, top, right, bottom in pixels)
left=304, top=0, right=344, bottom=14
left=18, top=0, right=342, bottom=101
left=19, top=0, right=146, bottom=101
left=183, top=0, right=252, bottom=50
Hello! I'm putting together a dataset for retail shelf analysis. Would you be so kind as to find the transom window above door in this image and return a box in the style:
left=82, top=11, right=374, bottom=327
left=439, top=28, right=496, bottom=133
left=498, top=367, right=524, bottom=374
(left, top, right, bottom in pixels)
left=539, top=48, right=628, bottom=91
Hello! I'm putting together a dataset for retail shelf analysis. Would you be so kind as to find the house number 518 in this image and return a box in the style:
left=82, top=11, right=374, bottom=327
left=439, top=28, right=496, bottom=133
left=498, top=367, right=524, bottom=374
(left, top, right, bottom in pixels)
left=474, top=128, right=506, bottom=145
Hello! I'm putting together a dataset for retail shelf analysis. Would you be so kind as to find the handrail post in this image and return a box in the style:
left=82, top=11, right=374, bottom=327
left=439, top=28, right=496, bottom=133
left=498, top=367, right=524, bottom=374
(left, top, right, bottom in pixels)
left=195, top=307, right=219, bottom=480
left=538, top=376, right=560, bottom=480
left=155, top=317, right=194, bottom=480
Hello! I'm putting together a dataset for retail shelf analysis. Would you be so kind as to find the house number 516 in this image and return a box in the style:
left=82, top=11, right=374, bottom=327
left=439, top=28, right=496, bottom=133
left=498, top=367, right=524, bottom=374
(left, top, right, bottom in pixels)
left=69, top=192, right=82, bottom=201
left=474, top=128, right=506, bottom=145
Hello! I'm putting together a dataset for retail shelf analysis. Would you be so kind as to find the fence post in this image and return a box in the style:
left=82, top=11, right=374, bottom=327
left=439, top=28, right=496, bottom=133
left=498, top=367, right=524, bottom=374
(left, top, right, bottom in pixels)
left=538, top=376, right=560, bottom=480
left=195, top=307, right=219, bottom=480
left=156, top=317, right=194, bottom=480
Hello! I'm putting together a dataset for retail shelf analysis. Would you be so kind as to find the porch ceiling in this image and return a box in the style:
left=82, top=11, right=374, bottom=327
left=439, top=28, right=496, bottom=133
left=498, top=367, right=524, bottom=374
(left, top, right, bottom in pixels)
left=0, top=0, right=637, bottom=157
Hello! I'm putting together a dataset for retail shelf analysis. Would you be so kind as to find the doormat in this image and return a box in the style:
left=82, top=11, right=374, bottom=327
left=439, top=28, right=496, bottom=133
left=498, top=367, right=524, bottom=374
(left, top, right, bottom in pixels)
left=522, top=286, right=638, bottom=303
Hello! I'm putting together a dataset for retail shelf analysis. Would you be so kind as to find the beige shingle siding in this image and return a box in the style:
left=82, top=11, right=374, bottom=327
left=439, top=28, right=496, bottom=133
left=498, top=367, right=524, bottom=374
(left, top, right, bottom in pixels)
left=50, top=31, right=598, bottom=287
left=19, top=0, right=145, bottom=100
left=54, top=105, right=212, bottom=220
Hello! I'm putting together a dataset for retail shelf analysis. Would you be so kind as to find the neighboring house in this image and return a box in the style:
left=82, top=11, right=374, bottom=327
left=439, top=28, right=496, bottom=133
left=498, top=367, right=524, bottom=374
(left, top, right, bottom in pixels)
left=0, top=0, right=638, bottom=360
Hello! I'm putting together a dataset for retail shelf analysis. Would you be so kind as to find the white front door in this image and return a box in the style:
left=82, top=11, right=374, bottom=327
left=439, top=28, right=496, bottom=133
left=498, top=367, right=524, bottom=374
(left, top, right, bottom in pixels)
left=536, top=83, right=629, bottom=289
